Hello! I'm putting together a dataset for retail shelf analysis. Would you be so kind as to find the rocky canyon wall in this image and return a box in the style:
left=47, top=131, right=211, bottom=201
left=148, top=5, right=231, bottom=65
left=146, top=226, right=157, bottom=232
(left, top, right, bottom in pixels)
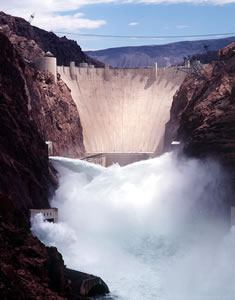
left=2, top=25, right=85, bottom=158
left=164, top=43, right=235, bottom=196
left=0, top=32, right=52, bottom=212
left=0, top=19, right=106, bottom=299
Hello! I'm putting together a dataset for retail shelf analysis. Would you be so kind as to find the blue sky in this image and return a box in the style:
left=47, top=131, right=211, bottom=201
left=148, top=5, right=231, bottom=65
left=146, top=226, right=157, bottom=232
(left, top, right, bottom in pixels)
left=76, top=3, right=235, bottom=49
left=1, top=0, right=235, bottom=50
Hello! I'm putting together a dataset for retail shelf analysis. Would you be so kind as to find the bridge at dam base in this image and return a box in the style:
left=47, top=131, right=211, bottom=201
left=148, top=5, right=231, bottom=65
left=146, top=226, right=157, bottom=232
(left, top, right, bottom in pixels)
left=81, top=152, right=153, bottom=167
left=56, top=62, right=185, bottom=166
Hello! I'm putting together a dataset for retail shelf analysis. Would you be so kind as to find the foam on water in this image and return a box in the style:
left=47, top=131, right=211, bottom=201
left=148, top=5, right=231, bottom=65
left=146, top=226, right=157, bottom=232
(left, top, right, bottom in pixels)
left=31, top=152, right=235, bottom=300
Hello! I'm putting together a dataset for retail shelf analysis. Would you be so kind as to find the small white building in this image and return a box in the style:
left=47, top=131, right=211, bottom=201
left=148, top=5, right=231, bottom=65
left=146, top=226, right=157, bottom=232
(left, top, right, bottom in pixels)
left=30, top=208, right=58, bottom=223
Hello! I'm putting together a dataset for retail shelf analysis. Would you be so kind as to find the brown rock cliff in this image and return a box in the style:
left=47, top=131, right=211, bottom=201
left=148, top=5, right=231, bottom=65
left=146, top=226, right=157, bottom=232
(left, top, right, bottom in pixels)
left=164, top=43, right=235, bottom=191
left=0, top=29, right=108, bottom=299
left=0, top=32, right=52, bottom=212
left=2, top=24, right=85, bottom=157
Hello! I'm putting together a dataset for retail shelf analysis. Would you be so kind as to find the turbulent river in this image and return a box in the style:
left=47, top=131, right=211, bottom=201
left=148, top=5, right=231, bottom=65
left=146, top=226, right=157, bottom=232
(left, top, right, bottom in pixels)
left=31, top=152, right=235, bottom=300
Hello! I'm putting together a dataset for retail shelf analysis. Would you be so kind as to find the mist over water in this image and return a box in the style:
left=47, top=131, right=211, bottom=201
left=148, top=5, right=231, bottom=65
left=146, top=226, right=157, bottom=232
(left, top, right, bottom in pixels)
left=31, top=152, right=235, bottom=300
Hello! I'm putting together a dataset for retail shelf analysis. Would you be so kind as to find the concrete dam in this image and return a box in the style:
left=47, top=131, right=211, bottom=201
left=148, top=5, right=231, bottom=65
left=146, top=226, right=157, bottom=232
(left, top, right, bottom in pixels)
left=39, top=53, right=186, bottom=165
left=56, top=64, right=185, bottom=164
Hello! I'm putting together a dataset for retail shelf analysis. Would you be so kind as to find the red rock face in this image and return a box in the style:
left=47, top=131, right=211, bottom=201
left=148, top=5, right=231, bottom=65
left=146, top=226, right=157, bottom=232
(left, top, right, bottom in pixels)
left=0, top=32, right=66, bottom=296
left=0, top=32, right=52, bottom=212
left=165, top=43, right=235, bottom=192
left=1, top=23, right=85, bottom=158
left=0, top=31, right=108, bottom=299
left=26, top=69, right=85, bottom=157
left=0, top=197, right=68, bottom=299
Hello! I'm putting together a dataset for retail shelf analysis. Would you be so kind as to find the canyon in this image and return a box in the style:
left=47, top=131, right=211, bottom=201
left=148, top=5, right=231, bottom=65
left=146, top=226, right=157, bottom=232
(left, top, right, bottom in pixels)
left=0, top=10, right=234, bottom=300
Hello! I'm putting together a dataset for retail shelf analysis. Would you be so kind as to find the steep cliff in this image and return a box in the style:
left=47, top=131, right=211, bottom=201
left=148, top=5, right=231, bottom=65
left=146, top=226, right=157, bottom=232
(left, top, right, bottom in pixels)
left=0, top=29, right=66, bottom=298
left=0, top=194, right=109, bottom=299
left=0, top=11, right=104, bottom=67
left=28, top=70, right=85, bottom=157
left=0, top=193, right=70, bottom=299
left=0, top=32, right=52, bottom=212
left=165, top=43, right=235, bottom=189
left=0, top=29, right=107, bottom=299
left=2, top=25, right=85, bottom=157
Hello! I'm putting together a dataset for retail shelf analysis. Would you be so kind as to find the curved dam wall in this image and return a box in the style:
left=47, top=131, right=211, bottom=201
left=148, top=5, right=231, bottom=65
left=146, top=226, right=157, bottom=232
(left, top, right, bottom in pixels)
left=57, top=65, right=185, bottom=154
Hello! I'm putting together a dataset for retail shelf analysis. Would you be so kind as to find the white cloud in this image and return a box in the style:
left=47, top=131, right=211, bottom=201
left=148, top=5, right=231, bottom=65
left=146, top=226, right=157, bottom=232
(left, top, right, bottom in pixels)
left=129, top=22, right=139, bottom=26
left=0, top=0, right=108, bottom=32
left=34, top=13, right=106, bottom=32
left=0, top=0, right=234, bottom=33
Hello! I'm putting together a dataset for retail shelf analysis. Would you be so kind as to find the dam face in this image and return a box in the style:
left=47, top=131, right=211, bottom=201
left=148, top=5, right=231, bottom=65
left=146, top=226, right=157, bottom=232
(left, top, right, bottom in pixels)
left=57, top=65, right=185, bottom=163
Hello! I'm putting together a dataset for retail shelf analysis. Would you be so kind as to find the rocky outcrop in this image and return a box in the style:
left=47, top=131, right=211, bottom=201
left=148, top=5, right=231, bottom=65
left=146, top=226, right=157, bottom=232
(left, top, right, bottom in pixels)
left=0, top=32, right=52, bottom=212
left=0, top=194, right=109, bottom=299
left=1, top=24, right=85, bottom=157
left=0, top=11, right=104, bottom=67
left=0, top=195, right=68, bottom=299
left=164, top=43, right=235, bottom=190
left=26, top=70, right=85, bottom=157
left=0, top=26, right=107, bottom=299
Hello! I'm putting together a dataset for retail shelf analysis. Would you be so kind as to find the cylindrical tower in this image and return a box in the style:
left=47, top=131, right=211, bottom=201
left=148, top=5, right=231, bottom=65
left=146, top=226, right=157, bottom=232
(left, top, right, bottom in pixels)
left=35, top=51, right=57, bottom=83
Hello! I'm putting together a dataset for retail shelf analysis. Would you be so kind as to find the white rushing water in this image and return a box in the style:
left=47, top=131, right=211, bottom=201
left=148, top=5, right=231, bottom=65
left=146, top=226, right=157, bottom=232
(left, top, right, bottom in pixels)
left=31, top=152, right=235, bottom=300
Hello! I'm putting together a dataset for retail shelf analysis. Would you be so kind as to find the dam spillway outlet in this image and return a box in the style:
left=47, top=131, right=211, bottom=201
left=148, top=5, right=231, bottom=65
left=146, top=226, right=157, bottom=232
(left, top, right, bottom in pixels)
left=57, top=65, right=186, bottom=158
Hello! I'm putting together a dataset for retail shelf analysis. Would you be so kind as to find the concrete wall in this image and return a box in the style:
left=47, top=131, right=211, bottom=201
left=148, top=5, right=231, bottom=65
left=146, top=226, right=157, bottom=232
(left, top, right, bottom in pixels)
left=57, top=66, right=186, bottom=154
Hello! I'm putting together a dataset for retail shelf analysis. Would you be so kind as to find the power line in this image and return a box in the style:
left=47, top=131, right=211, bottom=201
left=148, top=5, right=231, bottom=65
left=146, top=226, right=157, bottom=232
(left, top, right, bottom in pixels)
left=54, top=31, right=235, bottom=39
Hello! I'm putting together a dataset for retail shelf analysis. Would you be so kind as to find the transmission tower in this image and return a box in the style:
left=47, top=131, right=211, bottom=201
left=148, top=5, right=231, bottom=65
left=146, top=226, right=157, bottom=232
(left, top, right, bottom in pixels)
left=28, top=13, right=35, bottom=24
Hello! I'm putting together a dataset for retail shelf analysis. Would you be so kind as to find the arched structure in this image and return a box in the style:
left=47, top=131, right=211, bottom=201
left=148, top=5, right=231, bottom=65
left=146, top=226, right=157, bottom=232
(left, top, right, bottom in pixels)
left=57, top=65, right=185, bottom=157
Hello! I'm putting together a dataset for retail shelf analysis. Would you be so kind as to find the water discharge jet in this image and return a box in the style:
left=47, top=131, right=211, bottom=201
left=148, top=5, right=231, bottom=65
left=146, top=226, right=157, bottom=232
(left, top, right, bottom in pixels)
left=31, top=153, right=234, bottom=300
